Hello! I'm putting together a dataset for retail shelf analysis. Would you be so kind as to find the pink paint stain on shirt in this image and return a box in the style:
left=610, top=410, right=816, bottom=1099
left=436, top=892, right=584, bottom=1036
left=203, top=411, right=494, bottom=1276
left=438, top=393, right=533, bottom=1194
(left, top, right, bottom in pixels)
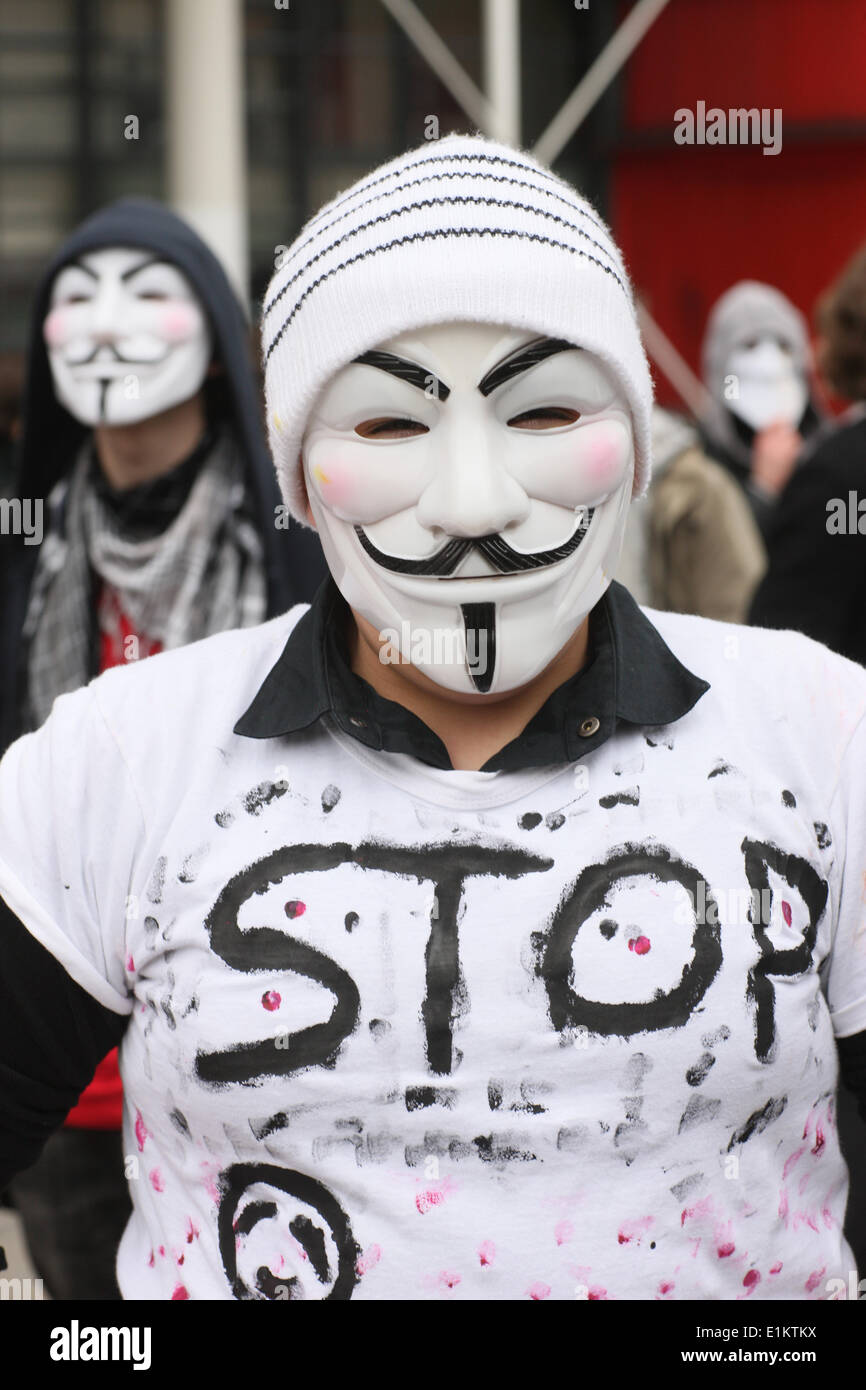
left=149, top=1168, right=164, bottom=1193
left=438, top=1270, right=461, bottom=1290
left=782, top=1145, right=805, bottom=1180
left=554, top=1220, right=574, bottom=1247
left=804, top=1266, right=826, bottom=1294
left=415, top=1180, right=454, bottom=1214
left=657, top=1281, right=675, bottom=1298
left=261, top=990, right=282, bottom=1011
left=147, top=1251, right=155, bottom=1268
left=811, top=1122, right=826, bottom=1157
left=769, top=1262, right=783, bottom=1275
left=527, top=1282, right=551, bottom=1300
left=134, top=1110, right=150, bottom=1153
left=781, top=900, right=792, bottom=926
left=742, top=1269, right=761, bottom=1294
left=186, top=1218, right=199, bottom=1244
left=822, top=1205, right=835, bottom=1230
left=681, top=1196, right=713, bottom=1227
left=628, top=935, right=651, bottom=955
left=617, top=1216, right=654, bottom=1246
left=171, top=1283, right=190, bottom=1300
left=356, top=1244, right=382, bottom=1277
left=126, top=954, right=135, bottom=972
left=478, top=1240, right=496, bottom=1266
left=717, top=1243, right=735, bottom=1258
left=587, top=1287, right=609, bottom=1301
left=284, top=899, right=306, bottom=919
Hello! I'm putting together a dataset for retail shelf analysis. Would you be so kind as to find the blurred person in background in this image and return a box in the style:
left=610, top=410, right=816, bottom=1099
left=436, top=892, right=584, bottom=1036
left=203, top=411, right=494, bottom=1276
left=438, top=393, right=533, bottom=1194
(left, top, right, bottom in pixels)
left=700, top=281, right=825, bottom=537
left=0, top=198, right=324, bottom=1299
left=616, top=404, right=766, bottom=621
left=750, top=246, right=866, bottom=664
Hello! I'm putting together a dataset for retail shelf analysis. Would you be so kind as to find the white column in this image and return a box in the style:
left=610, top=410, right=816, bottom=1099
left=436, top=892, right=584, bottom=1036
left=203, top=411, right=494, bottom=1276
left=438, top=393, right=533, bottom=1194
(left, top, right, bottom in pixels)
left=165, top=0, right=248, bottom=301
left=482, top=0, right=521, bottom=145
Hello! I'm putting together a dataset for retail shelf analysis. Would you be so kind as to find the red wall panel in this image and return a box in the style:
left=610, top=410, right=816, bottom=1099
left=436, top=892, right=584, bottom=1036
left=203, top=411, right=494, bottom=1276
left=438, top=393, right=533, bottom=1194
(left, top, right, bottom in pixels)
left=609, top=0, right=866, bottom=402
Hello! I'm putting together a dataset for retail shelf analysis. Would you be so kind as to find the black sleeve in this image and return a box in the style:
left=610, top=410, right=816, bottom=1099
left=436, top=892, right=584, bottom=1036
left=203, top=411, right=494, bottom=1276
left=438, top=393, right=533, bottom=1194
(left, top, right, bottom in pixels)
left=0, top=891, right=129, bottom=1191
left=749, top=448, right=866, bottom=658
left=838, top=1031, right=866, bottom=1126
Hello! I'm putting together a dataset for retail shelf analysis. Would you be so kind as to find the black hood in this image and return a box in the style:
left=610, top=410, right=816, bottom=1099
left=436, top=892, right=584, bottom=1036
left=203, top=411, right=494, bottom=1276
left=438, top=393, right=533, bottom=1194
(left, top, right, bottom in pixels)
left=14, top=197, right=324, bottom=613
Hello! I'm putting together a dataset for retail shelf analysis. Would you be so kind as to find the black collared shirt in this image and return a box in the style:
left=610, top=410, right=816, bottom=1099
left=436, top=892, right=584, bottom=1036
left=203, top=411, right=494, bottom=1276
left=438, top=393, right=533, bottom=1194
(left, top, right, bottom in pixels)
left=235, top=576, right=710, bottom=772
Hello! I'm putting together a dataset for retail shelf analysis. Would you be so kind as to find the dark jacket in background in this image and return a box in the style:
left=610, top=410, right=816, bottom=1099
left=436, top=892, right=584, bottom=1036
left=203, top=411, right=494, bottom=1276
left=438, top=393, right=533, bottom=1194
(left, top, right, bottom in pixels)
left=0, top=198, right=325, bottom=756
left=749, top=412, right=866, bottom=665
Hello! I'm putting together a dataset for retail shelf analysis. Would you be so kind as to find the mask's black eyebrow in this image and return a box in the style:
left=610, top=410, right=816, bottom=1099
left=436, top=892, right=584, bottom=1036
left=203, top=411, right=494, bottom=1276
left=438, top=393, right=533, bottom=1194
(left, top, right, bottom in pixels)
left=120, top=254, right=165, bottom=282
left=66, top=258, right=98, bottom=280
left=478, top=337, right=578, bottom=397
left=353, top=349, right=450, bottom=401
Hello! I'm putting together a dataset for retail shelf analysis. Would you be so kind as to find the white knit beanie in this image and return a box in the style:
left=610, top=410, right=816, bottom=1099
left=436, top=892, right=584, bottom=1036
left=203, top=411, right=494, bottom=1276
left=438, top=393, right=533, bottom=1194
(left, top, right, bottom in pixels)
left=262, top=134, right=654, bottom=523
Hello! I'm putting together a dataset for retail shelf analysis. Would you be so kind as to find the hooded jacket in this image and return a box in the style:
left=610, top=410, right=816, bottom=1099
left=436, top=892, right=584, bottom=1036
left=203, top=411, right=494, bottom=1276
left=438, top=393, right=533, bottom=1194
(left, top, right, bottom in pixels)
left=0, top=198, right=325, bottom=755
left=700, top=281, right=822, bottom=475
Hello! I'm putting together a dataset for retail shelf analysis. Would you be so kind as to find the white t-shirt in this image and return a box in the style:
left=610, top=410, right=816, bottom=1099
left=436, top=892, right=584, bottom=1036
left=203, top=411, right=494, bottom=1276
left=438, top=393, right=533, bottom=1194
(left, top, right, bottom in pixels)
left=1, top=604, right=865, bottom=1301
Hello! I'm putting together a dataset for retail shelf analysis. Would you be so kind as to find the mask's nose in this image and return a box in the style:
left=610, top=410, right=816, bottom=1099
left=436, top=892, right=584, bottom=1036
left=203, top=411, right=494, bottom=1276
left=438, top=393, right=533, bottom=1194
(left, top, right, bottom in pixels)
left=89, top=279, right=124, bottom=344
left=414, top=407, right=529, bottom=537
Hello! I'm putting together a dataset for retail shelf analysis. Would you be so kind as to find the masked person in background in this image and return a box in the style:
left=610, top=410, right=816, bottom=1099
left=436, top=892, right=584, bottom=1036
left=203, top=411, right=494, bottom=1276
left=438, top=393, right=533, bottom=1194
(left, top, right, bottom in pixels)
left=750, top=245, right=866, bottom=665
left=0, top=199, right=324, bottom=1299
left=700, top=281, right=824, bottom=537
left=1, top=137, right=866, bottom=1301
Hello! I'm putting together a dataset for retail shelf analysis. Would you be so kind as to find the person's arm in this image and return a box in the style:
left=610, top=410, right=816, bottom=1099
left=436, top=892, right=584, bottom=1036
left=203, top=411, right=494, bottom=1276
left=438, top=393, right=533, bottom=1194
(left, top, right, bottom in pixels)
left=0, top=681, right=140, bottom=1190
left=0, top=893, right=127, bottom=1190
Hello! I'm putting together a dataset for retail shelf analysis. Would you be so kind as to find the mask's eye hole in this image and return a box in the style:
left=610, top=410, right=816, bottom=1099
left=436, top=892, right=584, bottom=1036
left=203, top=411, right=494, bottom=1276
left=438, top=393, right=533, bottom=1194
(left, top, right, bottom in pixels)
left=507, top=406, right=581, bottom=430
left=62, top=293, right=92, bottom=305
left=135, top=290, right=169, bottom=301
left=354, top=417, right=429, bottom=439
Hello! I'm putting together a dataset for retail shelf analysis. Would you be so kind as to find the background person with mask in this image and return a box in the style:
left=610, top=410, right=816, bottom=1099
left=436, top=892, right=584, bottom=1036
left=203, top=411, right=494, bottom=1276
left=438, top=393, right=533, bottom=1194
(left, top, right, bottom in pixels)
left=750, top=245, right=866, bottom=664
left=0, top=198, right=323, bottom=1300
left=1, top=138, right=866, bottom=1300
left=700, top=281, right=824, bottom=536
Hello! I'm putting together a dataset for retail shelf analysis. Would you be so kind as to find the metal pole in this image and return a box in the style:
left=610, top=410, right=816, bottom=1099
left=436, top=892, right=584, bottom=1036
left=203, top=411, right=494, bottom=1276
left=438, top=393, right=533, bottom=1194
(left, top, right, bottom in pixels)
left=379, top=0, right=495, bottom=134
left=533, top=0, right=671, bottom=165
left=637, top=302, right=716, bottom=421
left=482, top=0, right=521, bottom=145
left=165, top=0, right=249, bottom=301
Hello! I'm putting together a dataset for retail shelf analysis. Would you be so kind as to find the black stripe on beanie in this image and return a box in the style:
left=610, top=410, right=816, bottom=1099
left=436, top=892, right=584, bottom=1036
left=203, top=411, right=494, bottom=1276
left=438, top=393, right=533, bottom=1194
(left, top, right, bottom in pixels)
left=265, top=225, right=632, bottom=365
left=265, top=170, right=619, bottom=318
left=301, top=147, right=612, bottom=246
left=264, top=194, right=628, bottom=322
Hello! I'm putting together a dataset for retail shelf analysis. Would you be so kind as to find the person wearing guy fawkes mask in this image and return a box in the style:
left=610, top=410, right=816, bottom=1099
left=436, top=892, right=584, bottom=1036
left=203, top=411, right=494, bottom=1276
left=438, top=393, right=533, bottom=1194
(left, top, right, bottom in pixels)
left=700, top=281, right=824, bottom=537
left=0, top=200, right=323, bottom=1300
left=2, top=138, right=866, bottom=1302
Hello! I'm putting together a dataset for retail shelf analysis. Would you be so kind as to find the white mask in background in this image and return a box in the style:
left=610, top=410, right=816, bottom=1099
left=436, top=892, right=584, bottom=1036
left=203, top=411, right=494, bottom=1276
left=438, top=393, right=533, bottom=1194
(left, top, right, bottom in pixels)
left=43, top=246, right=212, bottom=427
left=724, top=336, right=808, bottom=432
left=302, top=322, right=635, bottom=696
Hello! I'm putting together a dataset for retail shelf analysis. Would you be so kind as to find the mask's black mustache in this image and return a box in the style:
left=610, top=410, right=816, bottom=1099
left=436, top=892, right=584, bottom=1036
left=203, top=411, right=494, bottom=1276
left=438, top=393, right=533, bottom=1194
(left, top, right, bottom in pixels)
left=354, top=508, right=594, bottom=577
left=65, top=343, right=169, bottom=368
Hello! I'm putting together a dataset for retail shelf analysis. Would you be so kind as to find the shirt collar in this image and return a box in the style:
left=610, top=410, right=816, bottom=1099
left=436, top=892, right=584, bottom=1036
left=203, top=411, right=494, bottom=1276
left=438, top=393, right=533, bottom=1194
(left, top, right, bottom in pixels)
left=234, top=574, right=709, bottom=771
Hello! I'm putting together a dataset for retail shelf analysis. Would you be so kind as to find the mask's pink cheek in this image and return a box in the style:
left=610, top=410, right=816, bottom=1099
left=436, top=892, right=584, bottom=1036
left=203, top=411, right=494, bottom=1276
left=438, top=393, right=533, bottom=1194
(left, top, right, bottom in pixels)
left=43, top=306, right=74, bottom=348
left=155, top=302, right=201, bottom=342
left=308, top=460, right=363, bottom=514
left=581, top=421, right=631, bottom=490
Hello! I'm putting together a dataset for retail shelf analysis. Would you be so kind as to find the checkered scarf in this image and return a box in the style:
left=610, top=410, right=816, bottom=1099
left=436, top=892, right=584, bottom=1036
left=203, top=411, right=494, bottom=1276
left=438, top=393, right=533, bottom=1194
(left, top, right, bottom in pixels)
left=23, top=432, right=266, bottom=730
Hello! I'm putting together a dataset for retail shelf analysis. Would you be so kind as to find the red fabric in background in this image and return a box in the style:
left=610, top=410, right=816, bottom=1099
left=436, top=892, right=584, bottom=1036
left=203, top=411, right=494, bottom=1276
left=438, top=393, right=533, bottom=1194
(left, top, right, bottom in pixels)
left=64, top=583, right=162, bottom=1130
